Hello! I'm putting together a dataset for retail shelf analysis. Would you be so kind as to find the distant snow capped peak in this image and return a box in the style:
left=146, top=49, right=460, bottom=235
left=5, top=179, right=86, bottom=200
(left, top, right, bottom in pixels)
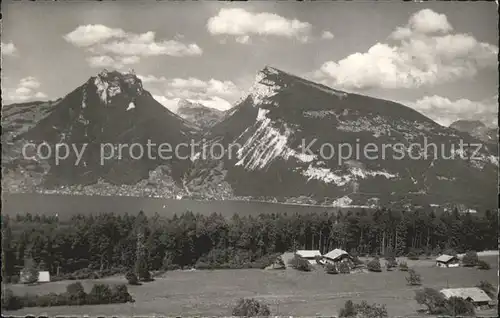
left=176, top=99, right=225, bottom=130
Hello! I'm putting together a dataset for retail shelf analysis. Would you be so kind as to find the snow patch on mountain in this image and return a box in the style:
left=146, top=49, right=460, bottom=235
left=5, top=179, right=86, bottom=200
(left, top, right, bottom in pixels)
left=248, top=69, right=285, bottom=105
left=303, top=110, right=339, bottom=119
left=349, top=167, right=397, bottom=179
left=303, top=166, right=350, bottom=186
left=126, top=102, right=135, bottom=111
left=94, top=76, right=110, bottom=104
left=235, top=109, right=315, bottom=170
left=302, top=165, right=397, bottom=186
left=256, top=108, right=270, bottom=121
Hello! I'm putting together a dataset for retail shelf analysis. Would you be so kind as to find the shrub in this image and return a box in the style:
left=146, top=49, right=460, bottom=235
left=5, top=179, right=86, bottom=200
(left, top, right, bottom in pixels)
left=325, top=263, right=338, bottom=274
left=339, top=300, right=388, bottom=318
left=398, top=261, right=409, bottom=271
left=477, top=260, right=491, bottom=270
left=415, top=287, right=447, bottom=314
left=274, top=256, right=286, bottom=269
left=21, top=258, right=39, bottom=284
left=253, top=253, right=283, bottom=269
left=125, top=271, right=141, bottom=285
left=406, top=251, right=419, bottom=260
left=232, top=298, right=270, bottom=317
left=288, top=255, right=312, bottom=272
left=355, top=300, right=388, bottom=318
left=135, top=258, right=153, bottom=282
left=314, top=255, right=323, bottom=265
left=352, top=256, right=364, bottom=266
left=194, top=261, right=213, bottom=270
left=385, top=257, right=397, bottom=271
left=367, top=258, right=382, bottom=272
left=339, top=300, right=356, bottom=317
left=66, top=282, right=86, bottom=305
left=87, top=283, right=113, bottom=305
left=405, top=269, right=422, bottom=286
left=111, top=284, right=134, bottom=303
left=476, top=280, right=496, bottom=298
left=35, top=292, right=68, bottom=307
left=1, top=288, right=23, bottom=310
left=462, top=251, right=479, bottom=267
left=442, top=248, right=458, bottom=257
left=431, top=247, right=442, bottom=257
left=445, top=296, right=475, bottom=316
left=338, top=262, right=350, bottom=274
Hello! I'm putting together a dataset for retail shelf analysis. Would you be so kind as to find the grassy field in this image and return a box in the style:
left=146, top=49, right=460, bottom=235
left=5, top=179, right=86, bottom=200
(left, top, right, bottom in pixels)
left=2, top=256, right=497, bottom=317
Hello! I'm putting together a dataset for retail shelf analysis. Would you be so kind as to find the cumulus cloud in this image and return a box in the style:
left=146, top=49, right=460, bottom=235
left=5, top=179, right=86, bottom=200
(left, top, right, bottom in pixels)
left=313, top=9, right=498, bottom=90
left=19, top=77, right=41, bottom=89
left=63, top=25, right=126, bottom=47
left=321, top=31, right=335, bottom=40
left=64, top=24, right=202, bottom=68
left=142, top=74, right=241, bottom=111
left=1, top=41, right=18, bottom=56
left=3, top=76, right=48, bottom=103
left=207, top=8, right=311, bottom=42
left=402, top=95, right=498, bottom=127
left=87, top=55, right=141, bottom=69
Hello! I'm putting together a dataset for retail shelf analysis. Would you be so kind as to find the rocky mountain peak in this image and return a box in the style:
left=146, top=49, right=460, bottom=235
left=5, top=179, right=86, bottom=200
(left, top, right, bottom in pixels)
left=87, top=69, right=144, bottom=107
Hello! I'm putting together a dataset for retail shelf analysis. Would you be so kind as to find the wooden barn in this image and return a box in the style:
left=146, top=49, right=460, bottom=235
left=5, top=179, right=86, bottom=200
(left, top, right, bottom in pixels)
left=436, top=254, right=459, bottom=268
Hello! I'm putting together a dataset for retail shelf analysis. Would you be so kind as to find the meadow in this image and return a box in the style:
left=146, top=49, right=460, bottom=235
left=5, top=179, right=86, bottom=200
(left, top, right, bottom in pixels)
left=3, top=256, right=497, bottom=317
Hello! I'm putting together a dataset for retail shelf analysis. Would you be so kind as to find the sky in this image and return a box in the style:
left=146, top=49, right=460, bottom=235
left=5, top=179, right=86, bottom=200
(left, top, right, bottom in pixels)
left=1, top=1, right=498, bottom=127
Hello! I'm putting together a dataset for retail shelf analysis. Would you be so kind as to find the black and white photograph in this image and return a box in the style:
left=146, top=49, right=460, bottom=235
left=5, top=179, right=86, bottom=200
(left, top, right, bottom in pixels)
left=1, top=1, right=498, bottom=317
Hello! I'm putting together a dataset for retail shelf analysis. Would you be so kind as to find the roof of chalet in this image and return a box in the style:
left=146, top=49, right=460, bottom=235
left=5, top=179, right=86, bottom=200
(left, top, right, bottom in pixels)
left=440, top=287, right=492, bottom=303
left=436, top=254, right=458, bottom=263
left=295, top=250, right=322, bottom=258
left=324, top=248, right=349, bottom=260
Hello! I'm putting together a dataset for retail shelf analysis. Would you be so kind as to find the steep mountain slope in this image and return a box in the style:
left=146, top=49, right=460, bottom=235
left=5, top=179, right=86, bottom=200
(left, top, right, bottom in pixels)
left=176, top=99, right=225, bottom=130
left=186, top=66, right=498, bottom=210
left=3, top=70, right=196, bottom=189
left=450, top=120, right=498, bottom=145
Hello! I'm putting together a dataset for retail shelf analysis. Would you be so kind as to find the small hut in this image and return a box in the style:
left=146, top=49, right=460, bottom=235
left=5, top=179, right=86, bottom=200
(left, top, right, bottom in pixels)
left=295, top=250, right=322, bottom=265
left=440, top=287, right=492, bottom=307
left=38, top=271, right=51, bottom=283
left=436, top=254, right=459, bottom=268
left=323, top=248, right=351, bottom=264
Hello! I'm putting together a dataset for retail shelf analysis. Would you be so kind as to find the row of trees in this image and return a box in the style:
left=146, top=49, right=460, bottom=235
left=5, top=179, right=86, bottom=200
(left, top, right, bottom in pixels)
left=1, top=207, right=497, bottom=280
left=1, top=282, right=134, bottom=311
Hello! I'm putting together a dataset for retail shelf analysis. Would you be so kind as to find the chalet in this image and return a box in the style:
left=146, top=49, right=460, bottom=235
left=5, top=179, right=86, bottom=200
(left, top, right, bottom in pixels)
left=440, top=288, right=492, bottom=307
left=323, top=248, right=352, bottom=265
left=295, top=250, right=322, bottom=265
left=19, top=270, right=51, bottom=284
left=436, top=254, right=459, bottom=268
left=38, top=271, right=51, bottom=283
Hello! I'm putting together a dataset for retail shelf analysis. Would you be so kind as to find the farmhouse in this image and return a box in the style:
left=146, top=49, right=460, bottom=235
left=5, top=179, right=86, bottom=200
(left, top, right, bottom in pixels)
left=295, top=250, right=322, bottom=264
left=436, top=254, right=459, bottom=267
left=440, top=287, right=492, bottom=307
left=323, top=248, right=351, bottom=264
left=19, top=270, right=51, bottom=283
left=38, top=271, right=51, bottom=283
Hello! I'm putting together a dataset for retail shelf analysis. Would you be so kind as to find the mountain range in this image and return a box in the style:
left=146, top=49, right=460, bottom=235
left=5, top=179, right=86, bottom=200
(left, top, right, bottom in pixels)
left=2, top=67, right=498, bottom=211
left=175, top=99, right=226, bottom=131
left=449, top=119, right=498, bottom=145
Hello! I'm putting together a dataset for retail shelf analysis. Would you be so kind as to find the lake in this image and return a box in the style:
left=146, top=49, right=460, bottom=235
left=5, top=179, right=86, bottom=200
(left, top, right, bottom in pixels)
left=1, top=193, right=364, bottom=219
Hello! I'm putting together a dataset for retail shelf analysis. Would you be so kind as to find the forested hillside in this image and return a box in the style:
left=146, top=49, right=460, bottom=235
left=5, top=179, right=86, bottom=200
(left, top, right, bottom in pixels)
left=1, top=208, right=497, bottom=280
